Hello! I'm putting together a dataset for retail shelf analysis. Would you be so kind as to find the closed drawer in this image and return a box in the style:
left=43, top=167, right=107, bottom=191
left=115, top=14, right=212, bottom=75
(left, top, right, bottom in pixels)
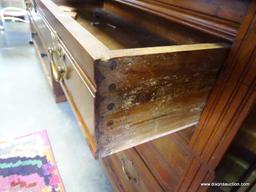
left=27, top=2, right=66, bottom=102
left=45, top=34, right=97, bottom=150
left=135, top=127, right=194, bottom=191
left=31, top=0, right=230, bottom=158
left=103, top=127, right=194, bottom=191
left=29, top=3, right=98, bottom=151
left=26, top=0, right=53, bottom=80
left=102, top=148, right=163, bottom=192
left=28, top=5, right=52, bottom=54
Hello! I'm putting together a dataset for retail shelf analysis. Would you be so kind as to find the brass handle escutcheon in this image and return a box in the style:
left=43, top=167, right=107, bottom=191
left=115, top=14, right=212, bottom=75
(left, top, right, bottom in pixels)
left=120, top=156, right=139, bottom=183
left=48, top=47, right=67, bottom=82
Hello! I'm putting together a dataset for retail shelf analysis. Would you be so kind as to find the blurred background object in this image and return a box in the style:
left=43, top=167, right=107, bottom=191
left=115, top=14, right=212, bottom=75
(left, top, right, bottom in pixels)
left=0, top=0, right=31, bottom=47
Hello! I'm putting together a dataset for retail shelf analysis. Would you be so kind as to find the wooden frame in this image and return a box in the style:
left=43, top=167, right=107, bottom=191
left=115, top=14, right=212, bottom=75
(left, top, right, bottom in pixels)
left=176, top=1, right=256, bottom=191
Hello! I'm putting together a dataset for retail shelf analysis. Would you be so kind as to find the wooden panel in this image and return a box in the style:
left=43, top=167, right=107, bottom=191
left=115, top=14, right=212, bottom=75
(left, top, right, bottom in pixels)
left=29, top=11, right=52, bottom=77
left=55, top=42, right=98, bottom=153
left=176, top=1, right=256, bottom=191
left=95, top=45, right=229, bottom=157
left=30, top=10, right=52, bottom=53
left=151, top=0, right=247, bottom=23
left=29, top=8, right=66, bottom=102
left=102, top=148, right=164, bottom=192
left=136, top=128, right=194, bottom=191
left=112, top=0, right=250, bottom=41
left=30, top=22, right=52, bottom=85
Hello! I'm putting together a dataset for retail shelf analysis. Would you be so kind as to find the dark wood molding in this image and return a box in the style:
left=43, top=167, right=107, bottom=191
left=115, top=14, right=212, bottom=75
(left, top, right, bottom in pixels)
left=112, top=0, right=250, bottom=42
left=176, top=1, right=256, bottom=191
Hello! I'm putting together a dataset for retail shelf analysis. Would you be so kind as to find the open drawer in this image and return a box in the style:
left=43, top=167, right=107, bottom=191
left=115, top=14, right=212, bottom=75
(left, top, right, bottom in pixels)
left=28, top=0, right=229, bottom=158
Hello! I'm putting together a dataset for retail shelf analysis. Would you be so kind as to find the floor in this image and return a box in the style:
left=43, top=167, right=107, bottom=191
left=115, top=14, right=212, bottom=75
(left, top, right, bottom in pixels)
left=0, top=19, right=112, bottom=192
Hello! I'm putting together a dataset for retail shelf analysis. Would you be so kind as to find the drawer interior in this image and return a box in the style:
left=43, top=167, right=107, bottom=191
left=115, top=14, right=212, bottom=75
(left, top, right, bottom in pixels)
left=76, top=10, right=175, bottom=50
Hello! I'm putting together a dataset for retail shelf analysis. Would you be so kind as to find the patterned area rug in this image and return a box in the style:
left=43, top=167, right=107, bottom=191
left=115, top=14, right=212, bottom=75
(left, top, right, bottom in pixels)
left=0, top=131, right=65, bottom=192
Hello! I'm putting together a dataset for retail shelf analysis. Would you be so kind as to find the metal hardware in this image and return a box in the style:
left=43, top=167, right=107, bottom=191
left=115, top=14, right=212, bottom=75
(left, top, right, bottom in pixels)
left=48, top=31, right=67, bottom=82
left=120, top=155, right=139, bottom=183
left=48, top=48, right=67, bottom=82
left=39, top=13, right=96, bottom=97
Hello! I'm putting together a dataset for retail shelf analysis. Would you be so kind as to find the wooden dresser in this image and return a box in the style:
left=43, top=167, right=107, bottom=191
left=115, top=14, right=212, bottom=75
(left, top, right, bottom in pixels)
left=25, top=0, right=255, bottom=191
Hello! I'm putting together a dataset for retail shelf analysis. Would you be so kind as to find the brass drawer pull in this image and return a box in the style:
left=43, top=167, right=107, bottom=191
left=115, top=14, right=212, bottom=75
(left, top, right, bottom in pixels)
left=48, top=31, right=67, bottom=82
left=48, top=47, right=67, bottom=82
left=120, top=156, right=139, bottom=183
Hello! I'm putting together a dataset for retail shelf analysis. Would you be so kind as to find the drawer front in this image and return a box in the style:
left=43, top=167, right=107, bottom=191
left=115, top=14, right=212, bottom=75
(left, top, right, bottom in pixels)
left=32, top=28, right=51, bottom=83
left=60, top=51, right=96, bottom=143
left=46, top=34, right=97, bottom=152
left=135, top=128, right=194, bottom=191
left=29, top=9, right=67, bottom=102
left=30, top=10, right=52, bottom=52
left=102, top=149, right=163, bottom=192
left=29, top=8, right=53, bottom=77
left=29, top=4, right=98, bottom=153
left=29, top=5, right=97, bottom=151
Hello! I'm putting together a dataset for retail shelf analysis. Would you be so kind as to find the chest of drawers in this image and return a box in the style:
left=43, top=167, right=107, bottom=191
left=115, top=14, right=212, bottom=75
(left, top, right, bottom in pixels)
left=26, top=0, right=252, bottom=191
